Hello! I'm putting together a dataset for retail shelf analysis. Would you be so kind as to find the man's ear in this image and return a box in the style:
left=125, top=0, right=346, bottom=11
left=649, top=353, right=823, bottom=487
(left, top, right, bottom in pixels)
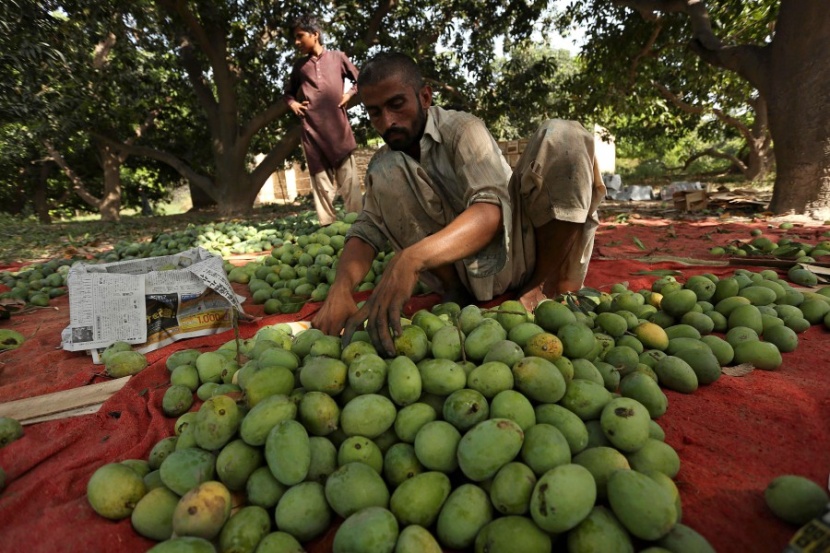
left=419, top=84, right=433, bottom=110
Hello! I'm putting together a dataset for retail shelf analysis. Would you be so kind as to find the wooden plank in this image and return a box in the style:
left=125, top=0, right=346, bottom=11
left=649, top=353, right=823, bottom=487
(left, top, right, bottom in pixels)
left=22, top=404, right=103, bottom=426
left=0, top=376, right=131, bottom=425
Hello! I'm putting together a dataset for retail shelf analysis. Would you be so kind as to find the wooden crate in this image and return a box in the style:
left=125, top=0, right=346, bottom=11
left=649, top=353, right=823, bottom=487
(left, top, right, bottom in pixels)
left=673, top=189, right=709, bottom=211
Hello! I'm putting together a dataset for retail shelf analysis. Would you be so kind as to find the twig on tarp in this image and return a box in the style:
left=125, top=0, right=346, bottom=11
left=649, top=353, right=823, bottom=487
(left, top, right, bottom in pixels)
left=722, top=364, right=754, bottom=377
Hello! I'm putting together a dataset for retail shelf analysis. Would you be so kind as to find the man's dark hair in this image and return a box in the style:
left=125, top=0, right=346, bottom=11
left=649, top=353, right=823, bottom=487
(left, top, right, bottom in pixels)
left=290, top=14, right=324, bottom=43
left=357, top=52, right=424, bottom=93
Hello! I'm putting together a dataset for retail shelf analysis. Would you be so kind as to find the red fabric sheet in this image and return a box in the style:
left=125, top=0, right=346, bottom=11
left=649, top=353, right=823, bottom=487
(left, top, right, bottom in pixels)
left=1, top=220, right=829, bottom=553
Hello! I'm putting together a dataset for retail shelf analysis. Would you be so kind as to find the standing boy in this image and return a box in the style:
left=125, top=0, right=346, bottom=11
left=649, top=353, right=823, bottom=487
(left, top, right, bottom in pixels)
left=284, top=15, right=362, bottom=225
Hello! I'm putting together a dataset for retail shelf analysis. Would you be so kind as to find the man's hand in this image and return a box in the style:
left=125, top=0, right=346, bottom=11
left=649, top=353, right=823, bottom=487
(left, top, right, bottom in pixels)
left=311, top=287, right=359, bottom=337
left=343, top=251, right=421, bottom=357
left=290, top=100, right=310, bottom=117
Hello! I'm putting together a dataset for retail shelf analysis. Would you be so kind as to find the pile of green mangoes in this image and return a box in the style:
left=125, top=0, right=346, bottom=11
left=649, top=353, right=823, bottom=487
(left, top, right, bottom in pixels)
left=101, top=210, right=343, bottom=263
left=83, top=265, right=830, bottom=553
left=710, top=225, right=830, bottom=263
left=0, top=259, right=72, bottom=308
left=225, top=214, right=407, bottom=315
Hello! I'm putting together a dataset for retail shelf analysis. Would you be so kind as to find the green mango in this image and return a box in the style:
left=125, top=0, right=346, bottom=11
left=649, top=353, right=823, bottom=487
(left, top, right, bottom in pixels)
left=442, top=389, right=489, bottom=432
left=619, top=373, right=667, bottom=420
left=530, top=463, right=596, bottom=533
left=245, top=466, right=287, bottom=510
left=325, top=461, right=390, bottom=518
left=86, top=462, right=147, bottom=520
left=171, top=480, right=232, bottom=540
left=559, top=379, right=614, bottom=421
left=600, top=397, right=651, bottom=452
left=436, top=484, right=493, bottom=549
left=521, top=423, right=571, bottom=475
left=389, top=471, right=451, bottom=527
left=347, top=353, right=387, bottom=394
left=218, top=506, right=271, bottom=553
left=489, top=462, right=536, bottom=515
left=146, top=537, right=216, bottom=553
left=394, top=525, right=442, bottom=553
left=387, top=355, right=423, bottom=406
left=489, top=390, right=536, bottom=431
left=417, top=358, right=467, bottom=395
left=216, top=439, right=263, bottom=491
left=159, top=448, right=215, bottom=496
left=333, top=507, right=399, bottom=553
left=0, top=417, right=24, bottom=448
left=464, top=319, right=508, bottom=361
left=105, top=350, right=148, bottom=378
left=239, top=394, right=296, bottom=447
left=274, top=481, right=331, bottom=542
left=474, top=515, right=552, bottom=553
left=573, top=446, right=631, bottom=500
left=512, top=356, right=566, bottom=403
left=534, top=404, right=589, bottom=454
left=340, top=393, right=397, bottom=438
left=566, top=505, right=634, bottom=553
left=394, top=403, right=438, bottom=443
left=383, top=443, right=425, bottom=489
left=429, top=324, right=464, bottom=361
left=194, top=395, right=240, bottom=450
left=457, top=418, right=524, bottom=482
left=654, top=356, right=698, bottom=394
left=299, top=356, right=348, bottom=395
left=414, top=420, right=461, bottom=473
left=466, top=361, right=514, bottom=399
left=130, top=486, right=178, bottom=541
left=607, top=469, right=678, bottom=540
left=394, top=325, right=430, bottom=362
left=337, top=436, right=383, bottom=473
left=265, top=420, right=310, bottom=486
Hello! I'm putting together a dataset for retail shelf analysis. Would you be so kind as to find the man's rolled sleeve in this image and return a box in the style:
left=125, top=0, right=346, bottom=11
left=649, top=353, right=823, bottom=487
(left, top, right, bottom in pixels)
left=452, top=120, right=513, bottom=278
left=344, top=212, right=387, bottom=253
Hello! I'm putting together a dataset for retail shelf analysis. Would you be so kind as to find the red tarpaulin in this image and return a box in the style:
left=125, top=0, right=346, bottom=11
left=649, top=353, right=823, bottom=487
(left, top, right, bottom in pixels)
left=1, top=219, right=828, bottom=553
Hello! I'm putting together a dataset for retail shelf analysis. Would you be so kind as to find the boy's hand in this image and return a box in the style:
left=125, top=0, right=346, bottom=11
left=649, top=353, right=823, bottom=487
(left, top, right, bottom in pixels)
left=338, top=92, right=353, bottom=108
left=290, top=100, right=310, bottom=117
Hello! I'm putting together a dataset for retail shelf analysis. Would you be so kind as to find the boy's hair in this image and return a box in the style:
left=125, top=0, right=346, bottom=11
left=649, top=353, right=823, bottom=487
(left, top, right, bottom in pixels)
left=357, top=52, right=424, bottom=93
left=290, top=14, right=324, bottom=43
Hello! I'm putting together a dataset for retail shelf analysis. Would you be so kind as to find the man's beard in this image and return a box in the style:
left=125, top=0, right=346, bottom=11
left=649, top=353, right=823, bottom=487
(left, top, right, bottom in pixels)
left=383, top=105, right=427, bottom=151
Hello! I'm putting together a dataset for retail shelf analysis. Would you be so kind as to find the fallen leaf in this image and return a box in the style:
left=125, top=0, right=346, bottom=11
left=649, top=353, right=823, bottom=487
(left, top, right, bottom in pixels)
left=722, top=363, right=754, bottom=377
left=633, top=237, right=647, bottom=250
left=632, top=269, right=683, bottom=277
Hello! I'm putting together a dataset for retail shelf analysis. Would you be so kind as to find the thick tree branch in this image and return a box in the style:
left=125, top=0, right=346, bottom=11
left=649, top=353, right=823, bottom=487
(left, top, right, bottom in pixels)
left=178, top=39, right=218, bottom=119
left=683, top=147, right=746, bottom=172
left=365, top=0, right=397, bottom=45
left=613, top=0, right=770, bottom=92
left=249, top=125, right=303, bottom=187
left=239, top=102, right=291, bottom=146
left=95, top=135, right=214, bottom=194
left=651, top=81, right=756, bottom=146
left=628, top=21, right=663, bottom=87
left=92, top=32, right=117, bottom=69
left=42, top=141, right=102, bottom=208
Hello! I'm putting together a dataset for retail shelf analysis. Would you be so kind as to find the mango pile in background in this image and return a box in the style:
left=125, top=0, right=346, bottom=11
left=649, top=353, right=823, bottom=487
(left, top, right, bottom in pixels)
left=82, top=265, right=830, bottom=553
left=711, top=223, right=830, bottom=265
left=0, top=209, right=400, bottom=314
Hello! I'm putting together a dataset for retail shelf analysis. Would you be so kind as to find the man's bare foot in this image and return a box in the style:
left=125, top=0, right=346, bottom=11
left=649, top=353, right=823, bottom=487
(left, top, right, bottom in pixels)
left=518, top=285, right=547, bottom=312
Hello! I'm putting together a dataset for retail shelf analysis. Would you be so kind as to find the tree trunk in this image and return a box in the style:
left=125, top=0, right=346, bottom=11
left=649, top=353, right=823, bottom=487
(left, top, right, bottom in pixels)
left=34, top=162, right=53, bottom=224
left=765, top=0, right=830, bottom=218
left=98, top=143, right=123, bottom=222
left=188, top=182, right=216, bottom=210
left=213, top=153, right=261, bottom=216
